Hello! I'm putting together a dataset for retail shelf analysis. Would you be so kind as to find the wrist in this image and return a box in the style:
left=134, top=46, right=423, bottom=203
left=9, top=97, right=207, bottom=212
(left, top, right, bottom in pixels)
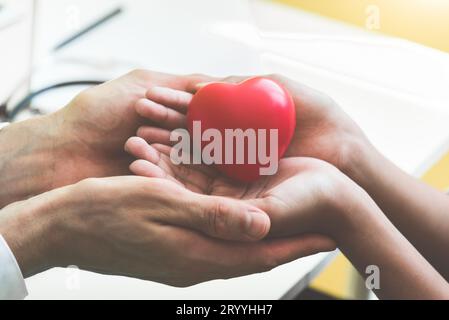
left=339, top=136, right=378, bottom=188
left=0, top=186, right=70, bottom=277
left=327, top=174, right=383, bottom=245
left=0, top=113, right=69, bottom=206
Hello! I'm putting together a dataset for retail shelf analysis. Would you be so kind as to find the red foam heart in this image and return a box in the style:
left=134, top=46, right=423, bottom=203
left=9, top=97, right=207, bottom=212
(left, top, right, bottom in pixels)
left=187, top=77, right=296, bottom=182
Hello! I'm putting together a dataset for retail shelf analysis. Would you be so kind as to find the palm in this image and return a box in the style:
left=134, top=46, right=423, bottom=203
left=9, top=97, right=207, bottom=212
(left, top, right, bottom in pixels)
left=126, top=139, right=333, bottom=237
left=139, top=143, right=302, bottom=199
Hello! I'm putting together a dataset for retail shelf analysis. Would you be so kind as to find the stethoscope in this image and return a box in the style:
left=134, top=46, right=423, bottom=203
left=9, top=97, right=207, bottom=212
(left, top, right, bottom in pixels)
left=0, top=80, right=104, bottom=121
left=0, top=5, right=121, bottom=121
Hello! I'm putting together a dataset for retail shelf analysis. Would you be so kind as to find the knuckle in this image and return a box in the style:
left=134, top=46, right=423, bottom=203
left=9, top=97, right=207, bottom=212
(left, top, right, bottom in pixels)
left=207, top=200, right=229, bottom=236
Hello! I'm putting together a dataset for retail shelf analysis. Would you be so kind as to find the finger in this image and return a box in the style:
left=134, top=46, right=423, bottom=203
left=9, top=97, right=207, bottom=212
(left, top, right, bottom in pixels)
left=223, top=234, right=336, bottom=278
left=129, top=159, right=166, bottom=178
left=136, top=127, right=221, bottom=182
left=152, top=143, right=220, bottom=181
left=146, top=86, right=193, bottom=114
left=148, top=141, right=246, bottom=198
left=149, top=146, right=214, bottom=194
left=165, top=194, right=271, bottom=242
left=125, top=137, right=173, bottom=178
left=150, top=143, right=172, bottom=156
left=129, top=159, right=186, bottom=188
left=137, top=126, right=173, bottom=145
left=126, top=139, right=213, bottom=194
left=124, top=136, right=160, bottom=163
left=259, top=234, right=337, bottom=266
left=135, top=98, right=186, bottom=129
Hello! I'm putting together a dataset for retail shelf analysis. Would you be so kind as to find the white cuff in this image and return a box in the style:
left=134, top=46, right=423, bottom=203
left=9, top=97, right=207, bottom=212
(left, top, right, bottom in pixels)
left=0, top=234, right=28, bottom=300
left=0, top=122, right=27, bottom=299
left=0, top=122, right=10, bottom=130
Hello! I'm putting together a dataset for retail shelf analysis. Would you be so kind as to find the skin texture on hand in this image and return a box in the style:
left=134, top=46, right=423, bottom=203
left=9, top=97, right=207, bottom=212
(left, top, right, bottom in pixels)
left=124, top=85, right=348, bottom=238
left=2, top=68, right=447, bottom=297
left=126, top=132, right=449, bottom=298
left=0, top=70, right=209, bottom=207
left=223, top=75, right=449, bottom=282
left=125, top=135, right=342, bottom=238
left=126, top=84, right=449, bottom=299
left=332, top=182, right=449, bottom=299
left=0, top=115, right=63, bottom=207
left=0, top=70, right=337, bottom=288
left=0, top=176, right=335, bottom=285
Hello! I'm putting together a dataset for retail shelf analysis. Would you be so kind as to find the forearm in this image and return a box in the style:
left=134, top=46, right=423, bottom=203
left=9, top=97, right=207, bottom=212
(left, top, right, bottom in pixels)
left=346, top=141, right=449, bottom=280
left=335, top=185, right=449, bottom=299
left=0, top=114, right=67, bottom=208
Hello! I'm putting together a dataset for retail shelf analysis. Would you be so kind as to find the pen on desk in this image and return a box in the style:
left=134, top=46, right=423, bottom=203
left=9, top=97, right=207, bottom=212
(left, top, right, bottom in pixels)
left=53, top=7, right=123, bottom=52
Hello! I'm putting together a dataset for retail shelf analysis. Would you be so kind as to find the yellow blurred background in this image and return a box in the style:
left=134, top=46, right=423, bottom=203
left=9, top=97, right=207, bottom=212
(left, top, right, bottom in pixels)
left=275, top=0, right=449, bottom=53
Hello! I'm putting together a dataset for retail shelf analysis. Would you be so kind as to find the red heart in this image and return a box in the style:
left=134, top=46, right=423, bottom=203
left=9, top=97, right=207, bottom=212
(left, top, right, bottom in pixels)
left=187, top=77, right=296, bottom=182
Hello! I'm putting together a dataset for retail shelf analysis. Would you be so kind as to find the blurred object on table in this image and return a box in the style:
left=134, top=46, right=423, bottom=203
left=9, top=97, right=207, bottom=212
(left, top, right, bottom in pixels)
left=0, top=0, right=34, bottom=120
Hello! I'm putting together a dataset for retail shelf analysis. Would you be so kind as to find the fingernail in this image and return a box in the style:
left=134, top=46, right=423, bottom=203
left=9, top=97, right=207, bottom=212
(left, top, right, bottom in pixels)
left=245, top=209, right=270, bottom=240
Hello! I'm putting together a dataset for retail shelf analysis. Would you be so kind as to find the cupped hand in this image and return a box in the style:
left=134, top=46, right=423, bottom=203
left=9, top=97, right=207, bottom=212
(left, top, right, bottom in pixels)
left=134, top=74, right=368, bottom=174
left=258, top=74, right=367, bottom=172
left=47, top=70, right=208, bottom=187
left=125, top=135, right=346, bottom=239
left=125, top=85, right=354, bottom=238
left=0, top=176, right=335, bottom=286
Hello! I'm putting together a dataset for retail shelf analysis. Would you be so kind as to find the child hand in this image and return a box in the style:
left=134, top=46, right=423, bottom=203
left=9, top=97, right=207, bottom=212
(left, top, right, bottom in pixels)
left=125, top=86, right=351, bottom=240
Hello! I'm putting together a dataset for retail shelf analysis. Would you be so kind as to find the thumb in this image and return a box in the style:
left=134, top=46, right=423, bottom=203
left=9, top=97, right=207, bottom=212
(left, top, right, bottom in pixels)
left=177, top=194, right=271, bottom=242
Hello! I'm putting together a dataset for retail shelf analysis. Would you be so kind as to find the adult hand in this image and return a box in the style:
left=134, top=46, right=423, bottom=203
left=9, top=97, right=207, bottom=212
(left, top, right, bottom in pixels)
left=0, top=176, right=335, bottom=286
left=125, top=135, right=346, bottom=238
left=0, top=70, right=208, bottom=206
left=51, top=70, right=211, bottom=185
left=124, top=84, right=360, bottom=238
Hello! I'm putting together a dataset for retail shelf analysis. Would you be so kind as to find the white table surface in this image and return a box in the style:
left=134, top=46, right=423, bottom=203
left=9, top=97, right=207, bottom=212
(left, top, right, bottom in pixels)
left=21, top=0, right=449, bottom=299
